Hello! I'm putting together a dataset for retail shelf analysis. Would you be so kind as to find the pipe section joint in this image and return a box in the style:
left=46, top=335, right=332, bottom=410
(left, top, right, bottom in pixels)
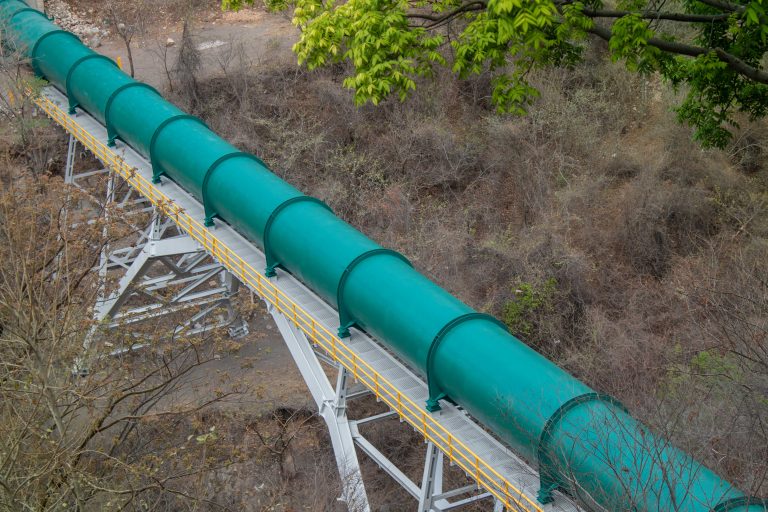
left=65, top=54, right=118, bottom=114
left=713, top=497, right=768, bottom=512
left=148, top=114, right=207, bottom=183
left=262, top=196, right=331, bottom=278
left=425, top=313, right=507, bottom=412
left=28, top=28, right=79, bottom=77
left=536, top=392, right=627, bottom=504
left=202, top=151, right=266, bottom=227
left=335, top=248, right=411, bottom=338
left=104, top=82, right=159, bottom=147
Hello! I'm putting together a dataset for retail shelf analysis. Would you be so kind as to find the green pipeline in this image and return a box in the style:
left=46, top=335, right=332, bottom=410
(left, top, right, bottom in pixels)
left=1, top=1, right=765, bottom=510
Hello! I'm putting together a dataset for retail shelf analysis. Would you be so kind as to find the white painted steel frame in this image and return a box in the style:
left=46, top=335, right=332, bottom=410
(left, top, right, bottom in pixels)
left=65, top=137, right=248, bottom=357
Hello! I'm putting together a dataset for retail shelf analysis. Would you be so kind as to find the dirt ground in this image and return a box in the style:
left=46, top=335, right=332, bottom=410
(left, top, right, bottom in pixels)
left=161, top=302, right=315, bottom=416
left=98, top=6, right=297, bottom=89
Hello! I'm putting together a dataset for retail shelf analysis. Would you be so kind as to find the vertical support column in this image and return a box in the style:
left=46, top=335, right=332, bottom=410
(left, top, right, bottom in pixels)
left=335, top=366, right=349, bottom=418
left=149, top=210, right=162, bottom=240
left=267, top=307, right=370, bottom=512
left=75, top=166, right=116, bottom=374
left=92, top=170, right=118, bottom=322
left=418, top=441, right=444, bottom=512
left=64, top=134, right=76, bottom=184
left=91, top=170, right=117, bottom=328
left=223, top=271, right=249, bottom=338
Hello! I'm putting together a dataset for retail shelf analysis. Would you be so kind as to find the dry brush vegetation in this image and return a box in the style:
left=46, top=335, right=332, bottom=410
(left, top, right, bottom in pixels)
left=168, top=23, right=768, bottom=499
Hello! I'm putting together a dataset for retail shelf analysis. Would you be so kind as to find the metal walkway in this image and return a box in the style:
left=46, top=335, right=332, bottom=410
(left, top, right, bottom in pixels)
left=35, top=85, right=581, bottom=512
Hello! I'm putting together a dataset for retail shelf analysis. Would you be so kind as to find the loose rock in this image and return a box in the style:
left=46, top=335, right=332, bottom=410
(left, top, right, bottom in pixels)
left=46, top=0, right=107, bottom=40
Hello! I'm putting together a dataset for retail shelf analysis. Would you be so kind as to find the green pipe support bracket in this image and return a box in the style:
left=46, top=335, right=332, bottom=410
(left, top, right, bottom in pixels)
left=148, top=114, right=207, bottom=183
left=713, top=498, right=768, bottom=512
left=336, top=248, right=412, bottom=338
left=536, top=392, right=628, bottom=504
left=104, top=82, right=159, bottom=147
left=202, top=151, right=266, bottom=227
left=262, top=196, right=331, bottom=278
left=65, top=54, right=117, bottom=114
left=425, top=313, right=508, bottom=412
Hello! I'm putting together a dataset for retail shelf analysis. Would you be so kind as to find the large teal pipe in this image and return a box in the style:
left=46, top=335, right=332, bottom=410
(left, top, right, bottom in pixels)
left=2, top=2, right=765, bottom=510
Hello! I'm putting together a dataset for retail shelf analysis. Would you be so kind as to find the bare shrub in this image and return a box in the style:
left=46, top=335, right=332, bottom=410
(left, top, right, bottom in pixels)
left=665, top=239, right=768, bottom=494
left=527, top=47, right=649, bottom=158
left=728, top=125, right=768, bottom=174
left=174, top=20, right=202, bottom=110
left=402, top=117, right=482, bottom=192
left=617, top=174, right=719, bottom=277
left=654, top=122, right=735, bottom=190
left=0, top=163, right=248, bottom=510
left=0, top=70, right=63, bottom=175
left=104, top=0, right=150, bottom=77
left=481, top=116, right=559, bottom=226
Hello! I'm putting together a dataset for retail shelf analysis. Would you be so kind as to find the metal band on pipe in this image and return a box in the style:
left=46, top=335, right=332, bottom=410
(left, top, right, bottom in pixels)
left=335, top=248, right=411, bottom=338
left=536, top=392, right=627, bottom=504
left=65, top=54, right=118, bottom=114
left=28, top=28, right=79, bottom=77
left=425, top=313, right=507, bottom=412
left=262, top=196, right=331, bottom=278
left=713, top=497, right=768, bottom=512
left=104, top=82, right=159, bottom=146
left=148, top=114, right=207, bottom=183
left=201, top=151, right=266, bottom=226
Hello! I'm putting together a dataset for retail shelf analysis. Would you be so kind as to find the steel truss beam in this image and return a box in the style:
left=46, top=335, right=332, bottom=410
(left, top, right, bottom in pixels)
left=65, top=134, right=154, bottom=222
left=268, top=300, right=507, bottom=512
left=269, top=305, right=370, bottom=512
left=90, top=216, right=249, bottom=342
left=65, top=135, right=248, bottom=365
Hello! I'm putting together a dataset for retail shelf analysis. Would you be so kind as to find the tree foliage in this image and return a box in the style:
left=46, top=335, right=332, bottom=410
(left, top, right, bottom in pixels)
left=224, top=0, right=768, bottom=147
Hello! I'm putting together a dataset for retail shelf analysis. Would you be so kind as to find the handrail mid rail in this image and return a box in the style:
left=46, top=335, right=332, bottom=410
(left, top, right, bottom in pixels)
left=33, top=90, right=544, bottom=512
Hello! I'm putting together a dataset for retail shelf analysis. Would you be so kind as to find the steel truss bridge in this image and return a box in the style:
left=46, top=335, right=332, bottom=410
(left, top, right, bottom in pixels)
left=35, top=86, right=581, bottom=512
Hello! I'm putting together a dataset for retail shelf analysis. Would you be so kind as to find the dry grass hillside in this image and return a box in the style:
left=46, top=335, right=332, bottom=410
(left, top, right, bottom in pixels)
left=168, top=32, right=768, bottom=495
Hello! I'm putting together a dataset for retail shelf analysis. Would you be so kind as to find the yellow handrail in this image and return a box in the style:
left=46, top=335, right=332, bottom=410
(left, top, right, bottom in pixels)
left=34, top=91, right=544, bottom=512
